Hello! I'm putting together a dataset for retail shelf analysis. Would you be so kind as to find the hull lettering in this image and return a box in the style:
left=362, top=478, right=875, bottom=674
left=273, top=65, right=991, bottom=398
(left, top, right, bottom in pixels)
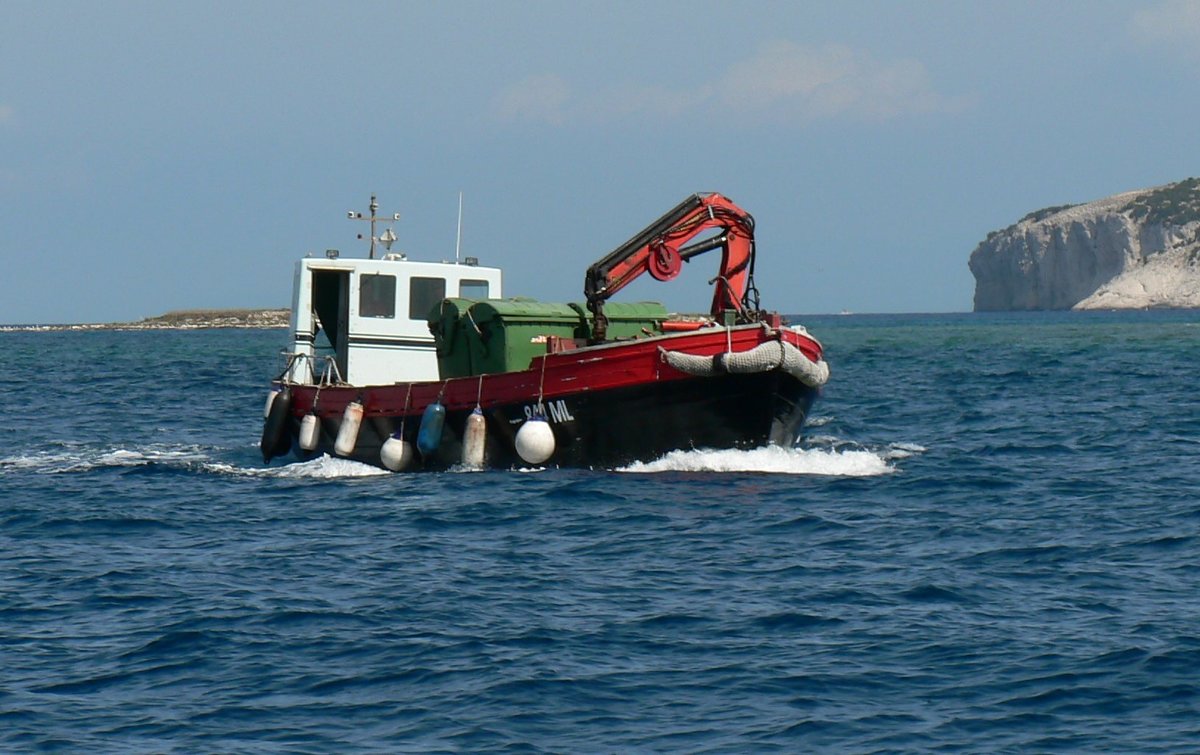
left=523, top=399, right=575, bottom=424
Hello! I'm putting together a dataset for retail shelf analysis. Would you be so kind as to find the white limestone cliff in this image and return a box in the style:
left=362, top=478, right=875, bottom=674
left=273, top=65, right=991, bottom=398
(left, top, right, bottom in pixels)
left=969, top=180, right=1200, bottom=310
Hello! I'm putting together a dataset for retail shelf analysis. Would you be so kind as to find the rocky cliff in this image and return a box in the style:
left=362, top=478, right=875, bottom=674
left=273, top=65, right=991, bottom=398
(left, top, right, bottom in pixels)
left=969, top=179, right=1200, bottom=310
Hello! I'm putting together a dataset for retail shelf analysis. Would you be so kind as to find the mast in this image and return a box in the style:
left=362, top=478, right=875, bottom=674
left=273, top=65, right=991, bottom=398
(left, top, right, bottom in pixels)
left=348, top=194, right=400, bottom=259
left=455, top=192, right=463, bottom=265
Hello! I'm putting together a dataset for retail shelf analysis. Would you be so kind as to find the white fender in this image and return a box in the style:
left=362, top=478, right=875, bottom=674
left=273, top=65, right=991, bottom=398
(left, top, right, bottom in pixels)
left=462, top=408, right=487, bottom=468
left=299, top=412, right=320, bottom=451
left=334, top=400, right=364, bottom=456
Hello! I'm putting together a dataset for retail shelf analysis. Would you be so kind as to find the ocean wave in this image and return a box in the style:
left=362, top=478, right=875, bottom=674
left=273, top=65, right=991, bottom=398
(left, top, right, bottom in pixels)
left=618, top=444, right=900, bottom=476
left=0, top=445, right=394, bottom=480
left=204, top=454, right=391, bottom=479
left=0, top=445, right=212, bottom=475
left=1, top=434, right=920, bottom=481
left=4, top=314, right=1199, bottom=753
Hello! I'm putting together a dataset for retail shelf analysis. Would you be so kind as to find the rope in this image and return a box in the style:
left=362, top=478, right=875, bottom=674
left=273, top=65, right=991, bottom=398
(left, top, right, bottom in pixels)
left=328, top=357, right=345, bottom=385
left=398, top=383, right=413, bottom=437
left=316, top=356, right=342, bottom=387
left=274, top=351, right=300, bottom=382
left=536, top=354, right=548, bottom=414
left=475, top=374, right=484, bottom=409
left=465, top=307, right=483, bottom=336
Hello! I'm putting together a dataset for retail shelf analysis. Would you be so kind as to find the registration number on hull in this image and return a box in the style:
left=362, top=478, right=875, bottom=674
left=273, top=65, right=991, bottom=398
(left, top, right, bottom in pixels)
left=521, top=399, right=575, bottom=424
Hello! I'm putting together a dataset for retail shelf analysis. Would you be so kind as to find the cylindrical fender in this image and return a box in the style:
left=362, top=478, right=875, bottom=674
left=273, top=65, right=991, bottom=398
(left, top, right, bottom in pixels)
left=299, top=412, right=321, bottom=451
left=334, top=400, right=364, bottom=456
left=260, top=386, right=292, bottom=462
left=263, top=385, right=283, bottom=419
left=462, top=407, right=487, bottom=468
left=417, top=402, right=446, bottom=458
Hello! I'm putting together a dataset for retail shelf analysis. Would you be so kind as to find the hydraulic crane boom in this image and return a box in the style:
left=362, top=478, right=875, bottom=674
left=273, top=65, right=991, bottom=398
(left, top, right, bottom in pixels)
left=584, top=193, right=758, bottom=342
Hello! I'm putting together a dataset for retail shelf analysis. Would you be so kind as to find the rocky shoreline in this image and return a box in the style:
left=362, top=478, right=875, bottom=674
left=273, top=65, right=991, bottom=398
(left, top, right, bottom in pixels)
left=0, top=308, right=290, bottom=332
left=969, top=178, right=1200, bottom=311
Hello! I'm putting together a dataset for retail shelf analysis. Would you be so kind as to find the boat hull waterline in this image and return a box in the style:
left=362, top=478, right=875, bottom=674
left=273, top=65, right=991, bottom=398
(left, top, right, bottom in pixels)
left=262, top=324, right=825, bottom=471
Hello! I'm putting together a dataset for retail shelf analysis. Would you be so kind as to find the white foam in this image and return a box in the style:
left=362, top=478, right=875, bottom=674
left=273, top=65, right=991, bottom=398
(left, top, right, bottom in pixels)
left=95, top=448, right=210, bottom=467
left=3, top=439, right=921, bottom=479
left=0, top=445, right=390, bottom=480
left=884, top=442, right=927, bottom=460
left=0, top=451, right=70, bottom=472
left=0, top=445, right=211, bottom=474
left=206, top=454, right=391, bottom=479
left=618, top=445, right=897, bottom=476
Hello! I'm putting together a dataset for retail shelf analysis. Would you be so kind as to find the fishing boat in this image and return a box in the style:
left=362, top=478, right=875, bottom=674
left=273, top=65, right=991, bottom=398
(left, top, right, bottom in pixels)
left=260, top=192, right=829, bottom=470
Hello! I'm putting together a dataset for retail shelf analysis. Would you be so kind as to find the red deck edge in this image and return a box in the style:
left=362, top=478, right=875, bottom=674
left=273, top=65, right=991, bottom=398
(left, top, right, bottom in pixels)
left=286, top=325, right=822, bottom=419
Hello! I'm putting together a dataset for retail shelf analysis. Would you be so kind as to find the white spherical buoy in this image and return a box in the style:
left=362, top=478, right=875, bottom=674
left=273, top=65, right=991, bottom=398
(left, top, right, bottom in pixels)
left=299, top=412, right=320, bottom=451
left=380, top=433, right=414, bottom=472
left=515, top=416, right=555, bottom=465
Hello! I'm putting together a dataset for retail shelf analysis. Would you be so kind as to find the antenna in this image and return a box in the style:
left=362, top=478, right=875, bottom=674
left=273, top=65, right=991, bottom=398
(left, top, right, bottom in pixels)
left=455, top=191, right=463, bottom=265
left=347, top=194, right=400, bottom=259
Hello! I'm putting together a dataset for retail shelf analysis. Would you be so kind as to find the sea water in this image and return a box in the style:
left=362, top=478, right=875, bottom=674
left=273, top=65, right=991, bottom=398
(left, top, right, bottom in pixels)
left=1, top=312, right=1198, bottom=752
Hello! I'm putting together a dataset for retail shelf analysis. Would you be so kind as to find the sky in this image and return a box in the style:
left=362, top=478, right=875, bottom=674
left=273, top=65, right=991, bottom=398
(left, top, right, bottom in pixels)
left=3, top=0, right=1200, bottom=323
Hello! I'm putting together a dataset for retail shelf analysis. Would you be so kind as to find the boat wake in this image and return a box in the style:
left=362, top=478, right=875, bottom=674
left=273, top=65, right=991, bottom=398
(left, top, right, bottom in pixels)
left=206, top=454, right=391, bottom=479
left=619, top=441, right=918, bottom=476
left=2, top=436, right=922, bottom=480
left=0, top=445, right=214, bottom=475
left=0, top=445, right=391, bottom=480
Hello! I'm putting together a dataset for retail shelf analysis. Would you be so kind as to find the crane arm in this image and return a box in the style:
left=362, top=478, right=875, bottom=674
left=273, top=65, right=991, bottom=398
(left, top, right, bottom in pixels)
left=584, top=193, right=757, bottom=341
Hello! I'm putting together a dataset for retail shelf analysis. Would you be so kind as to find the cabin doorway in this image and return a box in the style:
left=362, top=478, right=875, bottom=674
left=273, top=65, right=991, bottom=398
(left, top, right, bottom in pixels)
left=310, top=270, right=350, bottom=379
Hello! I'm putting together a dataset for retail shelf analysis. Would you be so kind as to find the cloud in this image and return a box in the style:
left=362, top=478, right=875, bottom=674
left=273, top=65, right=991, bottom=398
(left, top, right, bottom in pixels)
left=1132, top=0, right=1200, bottom=56
left=492, top=41, right=960, bottom=127
left=712, top=41, right=953, bottom=120
left=575, top=84, right=710, bottom=122
left=492, top=74, right=570, bottom=126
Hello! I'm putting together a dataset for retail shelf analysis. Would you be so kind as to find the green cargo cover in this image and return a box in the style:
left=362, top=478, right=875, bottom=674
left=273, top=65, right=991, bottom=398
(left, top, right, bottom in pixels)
left=428, top=298, right=670, bottom=378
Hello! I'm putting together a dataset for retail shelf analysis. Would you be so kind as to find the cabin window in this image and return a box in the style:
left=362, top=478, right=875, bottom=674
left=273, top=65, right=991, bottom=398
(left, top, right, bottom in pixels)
left=409, top=276, right=446, bottom=319
left=359, top=274, right=397, bottom=318
left=460, top=279, right=490, bottom=299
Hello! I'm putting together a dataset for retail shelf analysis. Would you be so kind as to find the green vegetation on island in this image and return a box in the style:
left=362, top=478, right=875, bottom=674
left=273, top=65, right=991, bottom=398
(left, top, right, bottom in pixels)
left=138, top=308, right=289, bottom=328
left=1127, top=177, right=1200, bottom=225
left=1019, top=203, right=1080, bottom=224
left=0, top=308, right=289, bottom=332
left=986, top=203, right=1081, bottom=241
left=984, top=178, right=1200, bottom=243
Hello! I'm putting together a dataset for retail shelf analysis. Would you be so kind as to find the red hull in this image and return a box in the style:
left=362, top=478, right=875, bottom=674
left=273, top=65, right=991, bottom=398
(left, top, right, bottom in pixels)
left=264, top=324, right=825, bottom=470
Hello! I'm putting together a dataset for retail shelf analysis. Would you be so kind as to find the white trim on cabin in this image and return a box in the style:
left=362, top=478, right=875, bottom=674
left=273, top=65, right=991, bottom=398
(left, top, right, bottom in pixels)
left=286, top=256, right=502, bottom=386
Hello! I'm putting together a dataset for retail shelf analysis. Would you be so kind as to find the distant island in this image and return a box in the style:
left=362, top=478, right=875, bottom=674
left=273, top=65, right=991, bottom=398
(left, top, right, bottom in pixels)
left=969, top=178, right=1200, bottom=310
left=0, top=308, right=290, bottom=332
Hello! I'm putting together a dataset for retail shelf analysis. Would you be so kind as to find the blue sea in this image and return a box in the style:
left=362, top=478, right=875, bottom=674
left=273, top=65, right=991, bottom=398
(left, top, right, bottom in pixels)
left=2, top=311, right=1198, bottom=752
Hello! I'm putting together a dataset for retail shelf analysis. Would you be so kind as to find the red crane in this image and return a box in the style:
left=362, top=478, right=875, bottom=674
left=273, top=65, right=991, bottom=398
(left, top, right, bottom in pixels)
left=584, top=193, right=760, bottom=342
